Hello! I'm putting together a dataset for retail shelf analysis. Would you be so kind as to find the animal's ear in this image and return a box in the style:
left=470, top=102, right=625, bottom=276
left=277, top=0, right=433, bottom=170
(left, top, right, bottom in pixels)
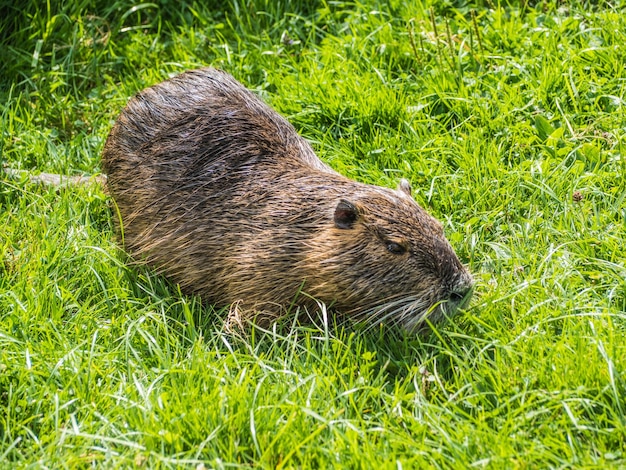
left=397, top=178, right=412, bottom=197
left=334, top=200, right=359, bottom=229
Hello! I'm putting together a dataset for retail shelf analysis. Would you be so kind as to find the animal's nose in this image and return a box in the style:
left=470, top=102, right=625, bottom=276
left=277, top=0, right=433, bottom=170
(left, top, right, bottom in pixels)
left=449, top=290, right=466, bottom=303
left=448, top=280, right=473, bottom=306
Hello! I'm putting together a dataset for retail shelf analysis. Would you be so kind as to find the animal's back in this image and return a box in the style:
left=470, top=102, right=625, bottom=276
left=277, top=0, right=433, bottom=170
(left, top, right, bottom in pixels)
left=103, top=68, right=329, bottom=184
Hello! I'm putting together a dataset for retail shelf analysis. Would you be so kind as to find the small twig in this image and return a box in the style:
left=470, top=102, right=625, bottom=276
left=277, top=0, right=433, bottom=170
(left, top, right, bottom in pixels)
left=2, top=166, right=106, bottom=186
left=407, top=18, right=421, bottom=65
left=445, top=18, right=458, bottom=76
left=429, top=7, right=441, bottom=61
left=430, top=8, right=455, bottom=75
left=471, top=10, right=485, bottom=58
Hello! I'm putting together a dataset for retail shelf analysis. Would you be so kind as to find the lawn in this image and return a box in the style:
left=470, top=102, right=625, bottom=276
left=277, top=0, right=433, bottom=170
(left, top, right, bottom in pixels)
left=1, top=0, right=625, bottom=467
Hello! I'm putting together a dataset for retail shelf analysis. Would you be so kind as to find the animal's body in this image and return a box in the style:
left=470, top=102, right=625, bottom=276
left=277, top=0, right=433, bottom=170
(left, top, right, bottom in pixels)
left=102, top=68, right=473, bottom=332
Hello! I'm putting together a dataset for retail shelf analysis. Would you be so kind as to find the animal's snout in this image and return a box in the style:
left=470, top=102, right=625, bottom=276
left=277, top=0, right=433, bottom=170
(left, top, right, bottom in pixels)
left=447, top=274, right=474, bottom=308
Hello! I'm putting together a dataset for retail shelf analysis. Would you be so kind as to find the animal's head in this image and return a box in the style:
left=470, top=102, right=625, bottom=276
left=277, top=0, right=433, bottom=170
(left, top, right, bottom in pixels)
left=307, top=179, right=473, bottom=333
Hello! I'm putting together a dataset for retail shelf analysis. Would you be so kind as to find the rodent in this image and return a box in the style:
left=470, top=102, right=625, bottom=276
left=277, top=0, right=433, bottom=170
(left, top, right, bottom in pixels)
left=101, top=67, right=473, bottom=333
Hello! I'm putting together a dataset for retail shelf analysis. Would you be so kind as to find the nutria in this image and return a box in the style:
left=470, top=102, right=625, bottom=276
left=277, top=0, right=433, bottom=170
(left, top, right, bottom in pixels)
left=101, top=67, right=473, bottom=333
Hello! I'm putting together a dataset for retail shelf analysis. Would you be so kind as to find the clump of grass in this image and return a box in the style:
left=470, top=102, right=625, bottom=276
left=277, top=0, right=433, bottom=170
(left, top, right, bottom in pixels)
left=1, top=0, right=625, bottom=467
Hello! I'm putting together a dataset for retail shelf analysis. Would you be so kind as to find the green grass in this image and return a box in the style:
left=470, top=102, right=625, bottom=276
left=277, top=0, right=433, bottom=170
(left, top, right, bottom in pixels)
left=1, top=0, right=626, bottom=467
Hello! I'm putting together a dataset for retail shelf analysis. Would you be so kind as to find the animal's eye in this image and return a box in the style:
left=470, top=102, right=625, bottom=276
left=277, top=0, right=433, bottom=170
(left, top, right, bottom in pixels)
left=386, top=241, right=407, bottom=255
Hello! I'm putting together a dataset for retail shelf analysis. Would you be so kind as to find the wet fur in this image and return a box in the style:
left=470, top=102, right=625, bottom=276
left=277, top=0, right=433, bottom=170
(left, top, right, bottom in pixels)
left=102, top=68, right=473, bottom=332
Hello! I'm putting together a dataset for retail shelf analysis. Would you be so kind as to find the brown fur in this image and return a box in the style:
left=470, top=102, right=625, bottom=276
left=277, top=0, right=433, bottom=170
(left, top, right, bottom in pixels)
left=101, top=68, right=473, bottom=332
